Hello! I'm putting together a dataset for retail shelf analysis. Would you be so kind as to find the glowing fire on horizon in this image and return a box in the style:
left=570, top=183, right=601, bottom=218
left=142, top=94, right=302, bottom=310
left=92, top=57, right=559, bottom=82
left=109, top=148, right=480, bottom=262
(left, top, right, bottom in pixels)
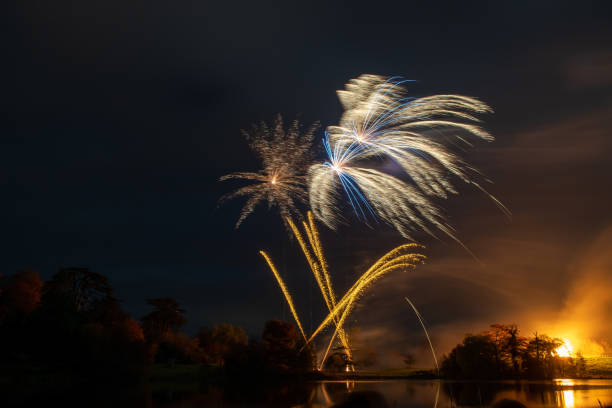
left=556, top=338, right=574, bottom=357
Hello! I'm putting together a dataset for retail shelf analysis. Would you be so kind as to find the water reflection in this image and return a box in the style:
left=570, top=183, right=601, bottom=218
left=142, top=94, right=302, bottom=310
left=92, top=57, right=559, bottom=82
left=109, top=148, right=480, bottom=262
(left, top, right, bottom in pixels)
left=556, top=379, right=576, bottom=408
left=11, top=378, right=612, bottom=407
left=562, top=389, right=575, bottom=407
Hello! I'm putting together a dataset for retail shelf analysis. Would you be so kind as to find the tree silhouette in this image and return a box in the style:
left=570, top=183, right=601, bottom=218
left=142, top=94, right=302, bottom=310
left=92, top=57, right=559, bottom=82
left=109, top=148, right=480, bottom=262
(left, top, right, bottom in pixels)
left=262, top=319, right=314, bottom=374
left=141, top=297, right=186, bottom=341
left=0, top=270, right=43, bottom=323
left=198, top=323, right=248, bottom=366
left=442, top=333, right=505, bottom=379
left=488, top=324, right=527, bottom=376
left=522, top=333, right=563, bottom=378
left=43, top=267, right=114, bottom=312
left=442, top=325, right=567, bottom=379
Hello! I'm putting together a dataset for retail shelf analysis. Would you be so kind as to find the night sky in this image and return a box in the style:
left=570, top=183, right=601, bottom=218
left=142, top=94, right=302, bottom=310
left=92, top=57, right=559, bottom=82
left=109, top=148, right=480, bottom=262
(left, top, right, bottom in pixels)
left=6, top=1, right=612, bottom=363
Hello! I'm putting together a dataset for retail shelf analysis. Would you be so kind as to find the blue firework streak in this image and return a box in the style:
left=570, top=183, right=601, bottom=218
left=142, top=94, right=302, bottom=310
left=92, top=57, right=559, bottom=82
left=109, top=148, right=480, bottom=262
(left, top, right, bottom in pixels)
left=321, top=132, right=376, bottom=222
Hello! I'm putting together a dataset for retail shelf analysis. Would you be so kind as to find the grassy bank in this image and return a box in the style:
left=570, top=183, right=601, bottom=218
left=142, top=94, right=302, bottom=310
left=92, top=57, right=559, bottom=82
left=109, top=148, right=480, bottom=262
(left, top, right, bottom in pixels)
left=585, top=357, right=612, bottom=377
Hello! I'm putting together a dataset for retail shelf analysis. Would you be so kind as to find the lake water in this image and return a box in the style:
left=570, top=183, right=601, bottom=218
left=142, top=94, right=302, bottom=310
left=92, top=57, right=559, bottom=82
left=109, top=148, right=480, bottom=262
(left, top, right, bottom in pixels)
left=149, top=379, right=612, bottom=408
left=296, top=379, right=612, bottom=408
left=13, top=378, right=612, bottom=407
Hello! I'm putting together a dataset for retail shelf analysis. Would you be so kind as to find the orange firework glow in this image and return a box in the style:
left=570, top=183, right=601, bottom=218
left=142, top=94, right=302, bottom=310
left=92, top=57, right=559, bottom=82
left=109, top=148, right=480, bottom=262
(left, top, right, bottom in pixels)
left=556, top=338, right=574, bottom=357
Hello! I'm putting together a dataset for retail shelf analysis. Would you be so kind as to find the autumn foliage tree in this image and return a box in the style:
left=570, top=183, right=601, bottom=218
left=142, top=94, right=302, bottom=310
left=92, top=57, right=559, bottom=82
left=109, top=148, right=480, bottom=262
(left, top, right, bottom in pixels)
left=441, top=324, right=574, bottom=380
left=198, top=323, right=248, bottom=366
left=487, top=324, right=527, bottom=376
left=0, top=270, right=43, bottom=319
left=262, top=319, right=314, bottom=374
left=0, top=268, right=150, bottom=380
left=141, top=297, right=186, bottom=341
left=140, top=297, right=202, bottom=364
left=521, top=333, right=563, bottom=379
left=0, top=270, right=43, bottom=364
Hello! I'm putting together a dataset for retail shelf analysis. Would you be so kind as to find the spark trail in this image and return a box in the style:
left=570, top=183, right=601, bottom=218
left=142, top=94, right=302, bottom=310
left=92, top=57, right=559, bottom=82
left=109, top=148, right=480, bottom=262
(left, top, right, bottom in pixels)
left=260, top=214, right=425, bottom=368
left=405, top=296, right=439, bottom=374
left=286, top=214, right=352, bottom=362
left=259, top=250, right=307, bottom=342
left=300, top=243, right=426, bottom=367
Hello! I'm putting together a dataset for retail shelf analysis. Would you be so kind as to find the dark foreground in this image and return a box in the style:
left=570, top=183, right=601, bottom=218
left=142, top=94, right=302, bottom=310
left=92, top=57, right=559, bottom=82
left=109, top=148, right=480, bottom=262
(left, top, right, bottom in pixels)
left=5, top=371, right=612, bottom=408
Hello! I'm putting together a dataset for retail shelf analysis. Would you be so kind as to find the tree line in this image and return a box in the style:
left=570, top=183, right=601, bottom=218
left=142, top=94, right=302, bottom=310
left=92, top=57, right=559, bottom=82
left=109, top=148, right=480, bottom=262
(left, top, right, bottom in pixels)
left=441, top=324, right=587, bottom=379
left=0, top=269, right=314, bottom=384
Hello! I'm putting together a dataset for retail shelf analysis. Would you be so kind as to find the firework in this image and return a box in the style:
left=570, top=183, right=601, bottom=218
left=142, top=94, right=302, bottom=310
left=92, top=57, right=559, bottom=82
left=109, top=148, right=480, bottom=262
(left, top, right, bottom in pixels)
left=304, top=243, right=425, bottom=342
left=299, top=242, right=425, bottom=368
left=310, top=135, right=461, bottom=243
left=405, top=296, right=439, bottom=374
left=260, top=212, right=425, bottom=368
left=259, top=250, right=307, bottom=341
left=310, top=75, right=509, bottom=242
left=286, top=214, right=353, bottom=362
left=220, top=115, right=319, bottom=230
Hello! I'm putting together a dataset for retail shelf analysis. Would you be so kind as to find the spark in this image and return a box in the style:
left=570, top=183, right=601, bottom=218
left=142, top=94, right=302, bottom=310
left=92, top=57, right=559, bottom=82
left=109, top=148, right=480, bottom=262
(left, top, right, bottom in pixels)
left=219, top=115, right=319, bottom=231
left=302, top=242, right=426, bottom=368
left=260, top=212, right=425, bottom=369
left=405, top=296, right=439, bottom=374
left=286, top=215, right=352, bottom=360
left=310, top=75, right=510, bottom=244
left=259, top=250, right=307, bottom=342
left=310, top=136, right=471, bottom=252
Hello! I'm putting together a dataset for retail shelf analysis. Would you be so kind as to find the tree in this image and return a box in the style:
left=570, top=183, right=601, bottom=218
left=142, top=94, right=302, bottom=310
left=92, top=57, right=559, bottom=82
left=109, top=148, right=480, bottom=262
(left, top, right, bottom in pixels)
left=443, top=325, right=570, bottom=380
left=198, top=323, right=248, bottom=366
left=521, top=333, right=563, bottom=379
left=141, top=297, right=186, bottom=341
left=0, top=270, right=43, bottom=325
left=122, top=317, right=145, bottom=342
left=262, top=319, right=314, bottom=374
left=0, top=270, right=44, bottom=364
left=488, top=324, right=527, bottom=376
left=23, top=268, right=151, bottom=378
left=43, top=267, right=114, bottom=312
left=155, top=331, right=203, bottom=364
left=1, top=270, right=43, bottom=316
left=441, top=334, right=501, bottom=379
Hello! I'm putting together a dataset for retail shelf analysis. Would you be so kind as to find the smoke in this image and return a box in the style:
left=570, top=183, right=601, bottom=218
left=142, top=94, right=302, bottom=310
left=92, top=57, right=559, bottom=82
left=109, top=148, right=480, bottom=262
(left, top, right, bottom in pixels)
left=544, top=225, right=612, bottom=355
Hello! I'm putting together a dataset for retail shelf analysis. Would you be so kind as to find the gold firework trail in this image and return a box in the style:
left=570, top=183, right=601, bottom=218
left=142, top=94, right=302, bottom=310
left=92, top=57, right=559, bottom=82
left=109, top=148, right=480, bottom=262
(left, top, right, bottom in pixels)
left=317, top=257, right=423, bottom=368
left=305, top=244, right=425, bottom=347
left=260, top=214, right=425, bottom=368
left=286, top=216, right=352, bottom=360
left=259, top=250, right=307, bottom=342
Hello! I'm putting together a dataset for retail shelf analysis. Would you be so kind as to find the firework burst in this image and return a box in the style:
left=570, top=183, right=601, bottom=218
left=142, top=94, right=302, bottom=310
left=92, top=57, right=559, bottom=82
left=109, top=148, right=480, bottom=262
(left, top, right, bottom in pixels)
left=220, top=115, right=319, bottom=230
left=310, top=75, right=509, bottom=243
left=310, top=134, right=460, bottom=243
